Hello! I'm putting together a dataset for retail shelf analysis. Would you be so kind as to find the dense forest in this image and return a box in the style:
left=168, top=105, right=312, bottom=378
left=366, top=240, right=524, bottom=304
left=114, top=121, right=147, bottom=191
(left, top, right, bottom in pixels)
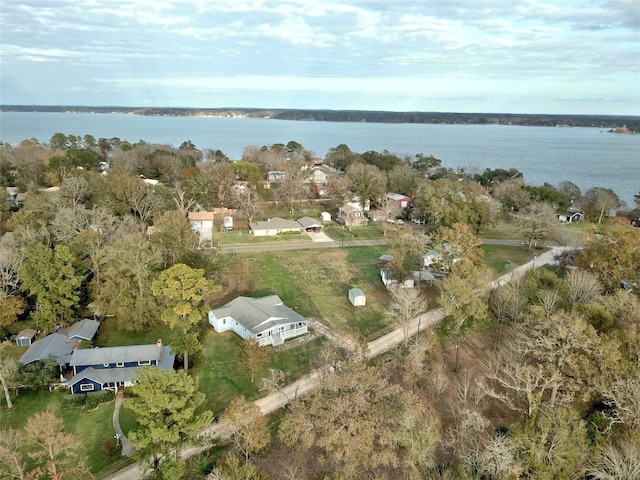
left=2, top=105, right=639, bottom=130
left=1, top=133, right=639, bottom=479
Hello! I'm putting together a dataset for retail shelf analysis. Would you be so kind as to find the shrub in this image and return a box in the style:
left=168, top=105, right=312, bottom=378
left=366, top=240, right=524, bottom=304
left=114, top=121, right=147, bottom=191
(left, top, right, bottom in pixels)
left=84, top=390, right=115, bottom=410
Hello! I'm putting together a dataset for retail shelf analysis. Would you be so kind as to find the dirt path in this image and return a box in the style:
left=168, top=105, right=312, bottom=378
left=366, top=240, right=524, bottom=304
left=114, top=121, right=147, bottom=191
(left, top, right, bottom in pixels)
left=103, top=243, right=567, bottom=480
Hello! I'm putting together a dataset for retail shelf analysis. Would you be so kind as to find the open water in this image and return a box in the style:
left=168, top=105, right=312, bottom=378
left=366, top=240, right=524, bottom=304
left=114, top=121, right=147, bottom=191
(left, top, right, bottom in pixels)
left=1, top=112, right=638, bottom=205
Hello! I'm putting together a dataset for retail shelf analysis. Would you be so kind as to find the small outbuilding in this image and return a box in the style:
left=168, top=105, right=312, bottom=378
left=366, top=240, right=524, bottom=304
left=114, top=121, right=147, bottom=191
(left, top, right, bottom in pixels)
left=320, top=212, right=331, bottom=222
left=15, top=328, right=37, bottom=347
left=348, top=288, right=366, bottom=307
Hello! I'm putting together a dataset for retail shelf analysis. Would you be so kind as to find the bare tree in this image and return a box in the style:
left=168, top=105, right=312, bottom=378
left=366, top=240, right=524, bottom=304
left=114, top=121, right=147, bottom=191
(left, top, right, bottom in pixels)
left=537, top=288, right=563, bottom=317
left=586, top=436, right=640, bottom=480
left=603, top=372, right=640, bottom=430
left=516, top=202, right=557, bottom=251
left=58, top=176, right=89, bottom=210
left=261, top=368, right=291, bottom=403
left=566, top=269, right=602, bottom=311
left=482, top=361, right=565, bottom=419
left=489, top=277, right=527, bottom=323
left=0, top=428, right=28, bottom=480
left=218, top=396, right=270, bottom=463
left=25, top=411, right=92, bottom=480
left=238, top=338, right=269, bottom=383
left=389, top=287, right=428, bottom=345
left=0, top=341, right=19, bottom=409
left=477, top=434, right=523, bottom=480
left=233, top=188, right=260, bottom=224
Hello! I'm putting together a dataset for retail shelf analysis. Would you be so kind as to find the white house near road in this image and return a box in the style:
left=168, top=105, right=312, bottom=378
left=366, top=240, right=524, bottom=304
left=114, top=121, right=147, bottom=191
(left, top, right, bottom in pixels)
left=208, top=295, right=308, bottom=346
left=249, top=217, right=303, bottom=236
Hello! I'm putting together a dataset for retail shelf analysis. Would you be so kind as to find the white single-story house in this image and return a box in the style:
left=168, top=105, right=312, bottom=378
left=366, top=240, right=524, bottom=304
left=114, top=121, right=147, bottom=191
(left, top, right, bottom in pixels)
left=188, top=211, right=215, bottom=232
left=249, top=217, right=303, bottom=236
left=66, top=340, right=174, bottom=394
left=558, top=211, right=582, bottom=223
left=208, top=295, right=308, bottom=346
left=348, top=288, right=366, bottom=306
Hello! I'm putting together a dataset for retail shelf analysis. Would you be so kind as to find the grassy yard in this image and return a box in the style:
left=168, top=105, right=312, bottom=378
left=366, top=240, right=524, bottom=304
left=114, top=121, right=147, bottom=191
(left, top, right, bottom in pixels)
left=239, top=246, right=393, bottom=339
left=1, top=390, right=133, bottom=477
left=214, top=228, right=313, bottom=246
left=191, top=329, right=328, bottom=414
left=482, top=244, right=542, bottom=275
left=323, top=224, right=385, bottom=241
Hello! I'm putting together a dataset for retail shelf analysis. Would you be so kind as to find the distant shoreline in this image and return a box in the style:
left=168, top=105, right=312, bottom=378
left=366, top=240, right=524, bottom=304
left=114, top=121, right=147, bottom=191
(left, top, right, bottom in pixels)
left=1, top=105, right=638, bottom=130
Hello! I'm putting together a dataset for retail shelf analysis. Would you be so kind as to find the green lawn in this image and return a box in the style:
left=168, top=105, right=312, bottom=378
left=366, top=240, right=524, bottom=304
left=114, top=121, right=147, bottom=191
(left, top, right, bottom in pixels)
left=214, top=229, right=313, bottom=246
left=191, top=328, right=327, bottom=414
left=240, top=246, right=392, bottom=339
left=323, top=224, right=385, bottom=241
left=1, top=390, right=133, bottom=478
left=482, top=244, right=543, bottom=275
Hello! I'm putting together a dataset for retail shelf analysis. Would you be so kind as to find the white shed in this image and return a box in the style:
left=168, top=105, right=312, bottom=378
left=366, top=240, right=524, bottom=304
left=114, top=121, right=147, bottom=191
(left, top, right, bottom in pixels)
left=348, top=288, right=366, bottom=307
left=320, top=211, right=332, bottom=222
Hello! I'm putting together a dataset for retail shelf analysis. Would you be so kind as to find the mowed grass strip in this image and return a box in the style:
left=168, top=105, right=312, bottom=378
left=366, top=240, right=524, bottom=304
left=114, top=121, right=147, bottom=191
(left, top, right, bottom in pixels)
left=323, top=224, right=385, bottom=241
left=482, top=244, right=543, bottom=274
left=241, top=246, right=392, bottom=339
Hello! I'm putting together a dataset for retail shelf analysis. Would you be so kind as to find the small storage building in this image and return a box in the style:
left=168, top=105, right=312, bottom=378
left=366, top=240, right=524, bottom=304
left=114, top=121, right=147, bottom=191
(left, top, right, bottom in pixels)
left=320, top=211, right=332, bottom=222
left=348, top=288, right=366, bottom=307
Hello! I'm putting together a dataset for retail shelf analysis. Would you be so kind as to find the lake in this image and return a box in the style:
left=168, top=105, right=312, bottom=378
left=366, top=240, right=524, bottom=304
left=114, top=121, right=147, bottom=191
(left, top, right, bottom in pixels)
left=1, top=112, right=638, bottom=205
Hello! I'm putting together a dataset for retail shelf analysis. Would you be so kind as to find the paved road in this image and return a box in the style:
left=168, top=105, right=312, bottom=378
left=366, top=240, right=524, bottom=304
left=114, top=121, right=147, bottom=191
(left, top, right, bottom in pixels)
left=103, top=241, right=567, bottom=480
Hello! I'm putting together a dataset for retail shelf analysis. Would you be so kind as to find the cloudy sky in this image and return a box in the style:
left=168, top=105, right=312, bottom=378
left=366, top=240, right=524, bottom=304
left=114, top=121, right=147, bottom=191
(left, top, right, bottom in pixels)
left=1, top=0, right=639, bottom=114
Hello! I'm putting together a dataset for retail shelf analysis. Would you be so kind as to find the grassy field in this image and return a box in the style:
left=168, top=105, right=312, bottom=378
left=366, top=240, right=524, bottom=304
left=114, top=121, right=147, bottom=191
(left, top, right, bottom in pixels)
left=482, top=244, right=542, bottom=274
left=239, top=246, right=393, bottom=339
left=191, top=329, right=328, bottom=414
left=214, top=228, right=313, bottom=246
left=1, top=390, right=133, bottom=477
left=323, top=224, right=386, bottom=241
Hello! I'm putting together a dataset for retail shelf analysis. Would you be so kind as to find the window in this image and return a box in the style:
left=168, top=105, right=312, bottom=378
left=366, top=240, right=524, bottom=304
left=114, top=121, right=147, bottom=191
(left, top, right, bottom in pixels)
left=222, top=318, right=226, bottom=324
left=138, top=360, right=151, bottom=366
left=116, top=362, right=124, bottom=367
left=80, top=383, right=94, bottom=392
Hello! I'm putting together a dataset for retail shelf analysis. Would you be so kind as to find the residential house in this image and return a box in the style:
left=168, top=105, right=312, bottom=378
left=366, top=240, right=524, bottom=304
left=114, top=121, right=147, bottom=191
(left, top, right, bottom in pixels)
left=267, top=171, right=286, bottom=182
left=306, top=168, right=329, bottom=186
left=14, top=328, right=37, bottom=347
left=66, top=340, right=174, bottom=394
left=188, top=211, right=215, bottom=233
left=249, top=217, right=303, bottom=236
left=338, top=203, right=369, bottom=227
left=19, top=319, right=100, bottom=368
left=208, top=295, right=308, bottom=346
left=387, top=193, right=412, bottom=209
left=558, top=211, right=583, bottom=223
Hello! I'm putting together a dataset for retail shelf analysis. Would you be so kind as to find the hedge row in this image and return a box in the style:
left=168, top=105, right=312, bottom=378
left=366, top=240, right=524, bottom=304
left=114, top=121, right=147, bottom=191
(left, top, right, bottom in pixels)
left=62, top=390, right=115, bottom=410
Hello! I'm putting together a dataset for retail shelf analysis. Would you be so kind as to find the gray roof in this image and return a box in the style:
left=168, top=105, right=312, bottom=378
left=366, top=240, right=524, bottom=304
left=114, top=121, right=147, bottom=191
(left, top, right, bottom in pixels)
left=66, top=346, right=174, bottom=387
left=210, top=295, right=307, bottom=334
left=297, top=217, right=322, bottom=229
left=61, top=318, right=100, bottom=341
left=19, top=333, right=78, bottom=366
left=249, top=217, right=302, bottom=231
left=70, top=344, right=169, bottom=367
left=349, top=288, right=365, bottom=297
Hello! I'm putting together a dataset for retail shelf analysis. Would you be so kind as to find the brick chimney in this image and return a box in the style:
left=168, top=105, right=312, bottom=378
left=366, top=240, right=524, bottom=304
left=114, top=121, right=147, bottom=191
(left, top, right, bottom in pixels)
left=157, top=339, right=163, bottom=362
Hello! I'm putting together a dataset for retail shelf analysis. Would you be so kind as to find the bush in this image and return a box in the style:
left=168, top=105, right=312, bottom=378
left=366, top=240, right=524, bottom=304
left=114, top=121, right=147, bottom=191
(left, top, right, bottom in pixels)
left=84, top=390, right=115, bottom=410
left=62, top=394, right=86, bottom=408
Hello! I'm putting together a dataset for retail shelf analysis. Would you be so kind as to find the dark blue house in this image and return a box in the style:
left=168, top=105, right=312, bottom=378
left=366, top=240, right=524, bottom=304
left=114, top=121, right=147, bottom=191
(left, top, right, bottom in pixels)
left=66, top=339, right=175, bottom=394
